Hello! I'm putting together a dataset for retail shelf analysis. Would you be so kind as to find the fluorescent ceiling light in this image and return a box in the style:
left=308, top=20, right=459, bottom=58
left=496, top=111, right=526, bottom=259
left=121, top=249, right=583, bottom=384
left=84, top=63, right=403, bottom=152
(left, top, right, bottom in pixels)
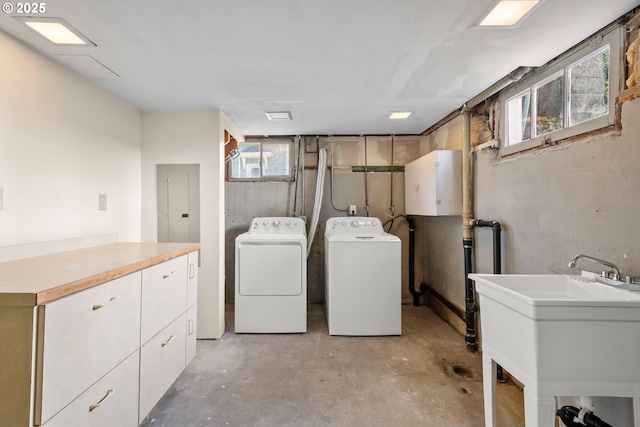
left=18, top=17, right=95, bottom=45
left=265, top=111, right=292, bottom=120
left=480, top=1, right=539, bottom=26
left=388, top=112, right=412, bottom=120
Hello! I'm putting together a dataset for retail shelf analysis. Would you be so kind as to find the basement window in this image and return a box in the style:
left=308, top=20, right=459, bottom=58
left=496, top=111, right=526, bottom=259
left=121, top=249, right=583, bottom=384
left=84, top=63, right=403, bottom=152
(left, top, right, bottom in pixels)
left=500, top=25, right=622, bottom=156
left=229, top=139, right=293, bottom=180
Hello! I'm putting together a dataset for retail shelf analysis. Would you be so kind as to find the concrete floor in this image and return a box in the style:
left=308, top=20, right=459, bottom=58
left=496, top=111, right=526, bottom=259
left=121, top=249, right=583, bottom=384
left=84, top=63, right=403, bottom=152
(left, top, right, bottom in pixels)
left=141, top=304, right=524, bottom=426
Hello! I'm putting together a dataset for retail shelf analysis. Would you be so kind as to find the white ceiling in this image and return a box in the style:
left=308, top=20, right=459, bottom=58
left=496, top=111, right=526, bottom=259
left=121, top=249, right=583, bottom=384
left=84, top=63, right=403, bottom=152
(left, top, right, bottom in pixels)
left=1, top=0, right=638, bottom=136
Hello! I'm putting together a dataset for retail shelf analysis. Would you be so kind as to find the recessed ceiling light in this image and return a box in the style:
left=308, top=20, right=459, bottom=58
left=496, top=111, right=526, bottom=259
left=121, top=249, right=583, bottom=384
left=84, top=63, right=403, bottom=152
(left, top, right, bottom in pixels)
left=265, top=111, right=292, bottom=121
left=388, top=112, right=412, bottom=120
left=480, top=1, right=539, bottom=26
left=16, top=17, right=95, bottom=45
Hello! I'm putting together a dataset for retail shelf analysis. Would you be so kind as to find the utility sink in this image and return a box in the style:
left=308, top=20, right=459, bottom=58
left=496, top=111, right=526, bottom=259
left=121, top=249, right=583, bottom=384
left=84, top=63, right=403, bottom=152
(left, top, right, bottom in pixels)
left=469, top=274, right=640, bottom=426
left=473, top=274, right=640, bottom=319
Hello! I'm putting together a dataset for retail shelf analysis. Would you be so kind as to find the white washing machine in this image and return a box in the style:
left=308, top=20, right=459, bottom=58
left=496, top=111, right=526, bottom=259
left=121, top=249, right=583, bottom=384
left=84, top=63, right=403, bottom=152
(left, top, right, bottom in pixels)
left=324, top=216, right=401, bottom=336
left=235, top=217, right=307, bottom=333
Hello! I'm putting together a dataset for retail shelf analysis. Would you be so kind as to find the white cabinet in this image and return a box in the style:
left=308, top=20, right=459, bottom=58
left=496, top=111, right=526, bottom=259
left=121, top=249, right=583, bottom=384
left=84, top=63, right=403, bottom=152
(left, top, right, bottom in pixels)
left=141, top=255, right=188, bottom=344
left=0, top=244, right=199, bottom=427
left=36, top=272, right=141, bottom=425
left=404, top=150, right=462, bottom=216
left=186, top=250, right=198, bottom=364
left=42, top=351, right=140, bottom=427
left=139, top=313, right=187, bottom=422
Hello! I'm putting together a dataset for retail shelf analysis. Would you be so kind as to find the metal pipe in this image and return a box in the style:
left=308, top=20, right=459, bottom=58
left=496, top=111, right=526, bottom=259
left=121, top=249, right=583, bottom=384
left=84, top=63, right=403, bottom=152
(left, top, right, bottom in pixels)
left=390, top=135, right=395, bottom=217
left=461, top=104, right=477, bottom=352
left=364, top=136, right=370, bottom=216
left=301, top=136, right=306, bottom=216
left=330, top=135, right=349, bottom=212
left=472, top=219, right=504, bottom=380
left=473, top=220, right=502, bottom=274
left=292, top=136, right=301, bottom=215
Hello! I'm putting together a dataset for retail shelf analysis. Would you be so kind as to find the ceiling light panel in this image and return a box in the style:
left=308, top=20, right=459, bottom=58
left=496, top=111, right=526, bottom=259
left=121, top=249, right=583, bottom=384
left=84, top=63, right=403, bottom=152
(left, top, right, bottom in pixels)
left=388, top=112, right=412, bottom=120
left=480, top=1, right=539, bottom=26
left=265, top=111, right=292, bottom=121
left=17, top=17, right=95, bottom=45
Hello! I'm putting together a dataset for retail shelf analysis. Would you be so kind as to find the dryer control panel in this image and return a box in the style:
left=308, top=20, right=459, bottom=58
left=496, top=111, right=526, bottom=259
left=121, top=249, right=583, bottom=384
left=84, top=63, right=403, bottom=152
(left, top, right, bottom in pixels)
left=248, top=217, right=306, bottom=235
left=327, top=216, right=384, bottom=237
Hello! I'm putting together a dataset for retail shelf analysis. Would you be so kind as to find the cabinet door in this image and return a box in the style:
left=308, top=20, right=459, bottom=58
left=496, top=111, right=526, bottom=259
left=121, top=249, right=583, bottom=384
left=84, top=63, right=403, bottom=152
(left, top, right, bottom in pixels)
left=186, top=304, right=197, bottom=365
left=139, top=313, right=187, bottom=423
left=42, top=351, right=139, bottom=427
left=187, top=250, right=199, bottom=308
left=141, top=255, right=188, bottom=344
left=37, top=272, right=141, bottom=425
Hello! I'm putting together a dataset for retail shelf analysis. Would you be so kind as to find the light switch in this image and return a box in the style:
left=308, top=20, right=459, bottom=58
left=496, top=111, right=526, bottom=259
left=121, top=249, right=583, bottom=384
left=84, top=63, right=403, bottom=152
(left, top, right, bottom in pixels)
left=98, top=193, right=107, bottom=211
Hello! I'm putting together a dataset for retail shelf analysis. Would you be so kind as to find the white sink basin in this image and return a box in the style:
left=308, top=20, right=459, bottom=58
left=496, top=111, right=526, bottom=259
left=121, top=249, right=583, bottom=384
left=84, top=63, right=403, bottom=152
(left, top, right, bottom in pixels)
left=470, top=273, right=640, bottom=397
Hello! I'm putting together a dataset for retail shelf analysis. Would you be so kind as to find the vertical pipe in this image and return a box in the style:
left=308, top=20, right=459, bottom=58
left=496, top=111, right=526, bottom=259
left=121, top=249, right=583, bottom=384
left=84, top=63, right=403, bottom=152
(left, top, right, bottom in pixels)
left=390, top=135, right=395, bottom=216
left=473, top=219, right=504, bottom=381
left=364, top=136, right=370, bottom=216
left=301, top=136, right=306, bottom=216
left=462, top=104, right=477, bottom=352
left=330, top=135, right=349, bottom=213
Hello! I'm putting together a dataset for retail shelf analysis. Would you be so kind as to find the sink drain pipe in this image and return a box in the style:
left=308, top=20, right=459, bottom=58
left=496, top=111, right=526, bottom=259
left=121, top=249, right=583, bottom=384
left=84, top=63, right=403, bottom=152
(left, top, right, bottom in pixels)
left=472, top=219, right=505, bottom=382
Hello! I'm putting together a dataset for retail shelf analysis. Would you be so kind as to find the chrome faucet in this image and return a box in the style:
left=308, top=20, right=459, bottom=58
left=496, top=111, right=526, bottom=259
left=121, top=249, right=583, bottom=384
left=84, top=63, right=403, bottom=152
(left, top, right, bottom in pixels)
left=568, top=254, right=621, bottom=281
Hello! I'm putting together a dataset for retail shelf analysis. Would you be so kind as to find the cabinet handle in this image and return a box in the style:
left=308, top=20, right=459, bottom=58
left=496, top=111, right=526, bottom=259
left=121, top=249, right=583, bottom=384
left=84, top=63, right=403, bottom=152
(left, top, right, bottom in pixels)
left=92, top=297, right=117, bottom=311
left=89, top=389, right=115, bottom=412
left=161, top=335, right=175, bottom=347
left=188, top=319, right=194, bottom=335
left=162, top=271, right=176, bottom=279
left=189, top=263, right=196, bottom=279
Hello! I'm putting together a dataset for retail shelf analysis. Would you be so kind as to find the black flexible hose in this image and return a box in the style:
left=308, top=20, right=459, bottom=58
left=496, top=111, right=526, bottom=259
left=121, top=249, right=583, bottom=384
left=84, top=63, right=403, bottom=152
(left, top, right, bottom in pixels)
left=556, top=406, right=614, bottom=427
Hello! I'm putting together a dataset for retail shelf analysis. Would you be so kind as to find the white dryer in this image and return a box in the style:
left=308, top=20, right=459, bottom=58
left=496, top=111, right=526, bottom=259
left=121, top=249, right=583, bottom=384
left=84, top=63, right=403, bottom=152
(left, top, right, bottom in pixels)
left=324, top=217, right=401, bottom=336
left=235, top=217, right=307, bottom=333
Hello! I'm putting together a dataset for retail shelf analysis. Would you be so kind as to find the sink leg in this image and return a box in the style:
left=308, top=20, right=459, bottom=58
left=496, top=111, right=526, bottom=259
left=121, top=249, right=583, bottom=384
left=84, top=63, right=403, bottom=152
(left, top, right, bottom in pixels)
left=482, top=353, right=497, bottom=427
left=523, top=389, right=555, bottom=427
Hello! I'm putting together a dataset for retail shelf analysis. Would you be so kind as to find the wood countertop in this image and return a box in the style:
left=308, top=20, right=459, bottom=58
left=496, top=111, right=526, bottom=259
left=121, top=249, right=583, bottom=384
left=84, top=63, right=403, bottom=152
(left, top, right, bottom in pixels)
left=0, top=242, right=200, bottom=307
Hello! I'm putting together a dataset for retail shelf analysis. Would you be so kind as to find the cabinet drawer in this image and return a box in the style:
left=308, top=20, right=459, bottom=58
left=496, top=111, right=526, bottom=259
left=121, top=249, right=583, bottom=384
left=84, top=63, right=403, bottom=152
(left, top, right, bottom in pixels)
left=141, top=255, right=188, bottom=344
left=187, top=250, right=198, bottom=308
left=42, top=350, right=139, bottom=427
left=37, top=272, right=141, bottom=425
left=139, top=313, right=187, bottom=423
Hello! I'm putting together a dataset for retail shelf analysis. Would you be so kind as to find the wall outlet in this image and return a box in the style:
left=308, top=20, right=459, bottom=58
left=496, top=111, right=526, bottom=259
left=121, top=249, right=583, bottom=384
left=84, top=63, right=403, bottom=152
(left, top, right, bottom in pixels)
left=348, top=204, right=357, bottom=216
left=98, top=193, right=107, bottom=211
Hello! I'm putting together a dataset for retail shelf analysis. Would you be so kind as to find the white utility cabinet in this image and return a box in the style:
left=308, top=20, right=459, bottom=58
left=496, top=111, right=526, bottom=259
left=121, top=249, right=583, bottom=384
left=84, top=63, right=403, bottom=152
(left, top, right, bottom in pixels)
left=404, top=150, right=462, bottom=216
left=0, top=243, right=199, bottom=427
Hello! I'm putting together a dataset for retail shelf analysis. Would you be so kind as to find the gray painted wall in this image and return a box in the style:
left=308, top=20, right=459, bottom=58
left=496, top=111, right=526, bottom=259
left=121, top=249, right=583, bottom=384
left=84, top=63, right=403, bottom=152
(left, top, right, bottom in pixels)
left=474, top=99, right=640, bottom=277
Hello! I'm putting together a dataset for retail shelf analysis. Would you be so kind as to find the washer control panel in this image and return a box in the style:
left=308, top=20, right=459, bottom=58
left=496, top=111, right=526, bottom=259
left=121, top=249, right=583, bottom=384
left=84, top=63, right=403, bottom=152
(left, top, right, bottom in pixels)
left=327, top=216, right=384, bottom=236
left=249, top=217, right=306, bottom=235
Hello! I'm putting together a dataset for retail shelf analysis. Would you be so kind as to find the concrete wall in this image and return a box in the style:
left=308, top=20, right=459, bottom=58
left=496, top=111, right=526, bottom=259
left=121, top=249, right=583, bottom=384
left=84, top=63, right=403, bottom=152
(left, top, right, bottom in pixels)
left=473, top=100, right=640, bottom=276
left=0, top=31, right=142, bottom=246
left=419, top=97, right=640, bottom=427
left=225, top=135, right=422, bottom=305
